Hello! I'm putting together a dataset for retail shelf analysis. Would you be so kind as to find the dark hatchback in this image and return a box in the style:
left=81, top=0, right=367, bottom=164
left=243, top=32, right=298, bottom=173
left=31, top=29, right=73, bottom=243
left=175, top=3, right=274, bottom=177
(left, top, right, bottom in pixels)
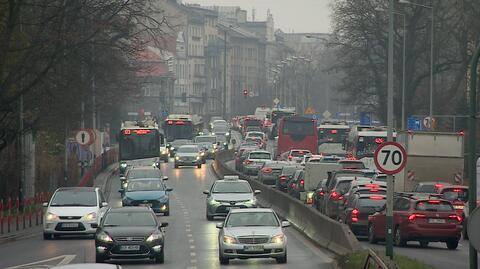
left=94, top=207, right=168, bottom=263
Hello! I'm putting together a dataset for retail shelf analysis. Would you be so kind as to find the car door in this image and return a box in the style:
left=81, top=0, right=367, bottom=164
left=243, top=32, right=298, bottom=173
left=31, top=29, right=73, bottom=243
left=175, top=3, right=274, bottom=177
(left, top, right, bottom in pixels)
left=394, top=198, right=411, bottom=231
left=373, top=203, right=387, bottom=239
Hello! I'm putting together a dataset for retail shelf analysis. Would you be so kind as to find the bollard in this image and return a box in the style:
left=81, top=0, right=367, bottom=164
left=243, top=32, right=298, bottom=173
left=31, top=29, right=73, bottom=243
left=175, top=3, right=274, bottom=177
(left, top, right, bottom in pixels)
left=35, top=193, right=39, bottom=225
left=7, top=197, right=12, bottom=233
left=0, top=199, right=3, bottom=234
left=22, top=198, right=26, bottom=230
left=27, top=198, right=32, bottom=228
left=15, top=197, right=19, bottom=231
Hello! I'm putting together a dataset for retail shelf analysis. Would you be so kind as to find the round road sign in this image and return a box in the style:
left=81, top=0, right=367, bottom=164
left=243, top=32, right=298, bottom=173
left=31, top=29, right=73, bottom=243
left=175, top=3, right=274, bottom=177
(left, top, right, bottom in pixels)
left=374, top=142, right=407, bottom=175
left=75, top=129, right=94, bottom=146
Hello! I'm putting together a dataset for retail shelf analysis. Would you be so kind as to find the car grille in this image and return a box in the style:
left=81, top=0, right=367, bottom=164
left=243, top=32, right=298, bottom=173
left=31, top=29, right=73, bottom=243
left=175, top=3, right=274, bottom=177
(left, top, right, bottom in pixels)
left=114, top=236, right=145, bottom=243
left=216, top=200, right=250, bottom=203
left=54, top=222, right=86, bottom=231
left=130, top=200, right=160, bottom=207
left=181, top=156, right=195, bottom=161
left=59, top=216, right=82, bottom=220
left=237, top=236, right=270, bottom=244
left=215, top=205, right=247, bottom=213
left=237, top=249, right=272, bottom=254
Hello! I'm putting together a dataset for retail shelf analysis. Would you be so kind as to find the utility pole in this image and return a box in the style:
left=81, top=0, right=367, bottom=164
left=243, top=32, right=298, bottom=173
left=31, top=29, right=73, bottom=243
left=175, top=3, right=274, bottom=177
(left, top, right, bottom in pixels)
left=223, top=29, right=227, bottom=120
left=386, top=0, right=395, bottom=259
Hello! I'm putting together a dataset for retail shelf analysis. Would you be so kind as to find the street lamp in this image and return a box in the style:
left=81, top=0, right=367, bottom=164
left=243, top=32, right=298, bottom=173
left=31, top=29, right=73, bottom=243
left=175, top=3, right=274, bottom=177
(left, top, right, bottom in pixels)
left=376, top=8, right=407, bottom=130
left=399, top=0, right=434, bottom=129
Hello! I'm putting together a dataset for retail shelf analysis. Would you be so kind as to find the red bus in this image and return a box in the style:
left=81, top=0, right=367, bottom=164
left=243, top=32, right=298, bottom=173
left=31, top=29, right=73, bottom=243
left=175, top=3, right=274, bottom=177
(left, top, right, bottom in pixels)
left=276, top=116, right=318, bottom=157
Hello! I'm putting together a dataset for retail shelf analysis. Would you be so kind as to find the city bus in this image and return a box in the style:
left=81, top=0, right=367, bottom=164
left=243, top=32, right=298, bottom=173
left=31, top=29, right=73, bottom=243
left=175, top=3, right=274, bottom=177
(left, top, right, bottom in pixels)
left=276, top=116, right=318, bottom=157
left=119, top=119, right=166, bottom=175
left=268, top=107, right=296, bottom=139
left=317, top=121, right=350, bottom=157
left=164, top=114, right=195, bottom=142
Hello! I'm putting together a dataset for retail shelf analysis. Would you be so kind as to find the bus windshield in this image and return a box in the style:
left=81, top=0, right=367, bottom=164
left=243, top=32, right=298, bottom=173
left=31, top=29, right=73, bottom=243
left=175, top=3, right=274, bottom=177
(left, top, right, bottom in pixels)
left=271, top=111, right=295, bottom=124
left=119, top=129, right=160, bottom=160
left=356, top=136, right=386, bottom=157
left=282, top=120, right=315, bottom=135
left=318, top=128, right=349, bottom=144
left=165, top=121, right=194, bottom=142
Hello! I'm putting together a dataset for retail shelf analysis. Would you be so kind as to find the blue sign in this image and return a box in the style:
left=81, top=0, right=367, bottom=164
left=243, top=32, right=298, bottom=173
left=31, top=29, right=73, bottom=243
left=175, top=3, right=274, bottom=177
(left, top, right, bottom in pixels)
left=407, top=117, right=422, bottom=130
left=162, top=109, right=169, bottom=117
left=359, top=112, right=372, bottom=125
left=312, top=114, right=318, bottom=120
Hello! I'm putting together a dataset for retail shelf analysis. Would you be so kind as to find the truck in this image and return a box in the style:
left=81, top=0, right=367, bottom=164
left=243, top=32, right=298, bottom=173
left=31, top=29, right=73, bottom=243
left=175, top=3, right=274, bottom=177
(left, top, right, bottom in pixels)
left=300, top=162, right=341, bottom=202
left=395, top=131, right=465, bottom=192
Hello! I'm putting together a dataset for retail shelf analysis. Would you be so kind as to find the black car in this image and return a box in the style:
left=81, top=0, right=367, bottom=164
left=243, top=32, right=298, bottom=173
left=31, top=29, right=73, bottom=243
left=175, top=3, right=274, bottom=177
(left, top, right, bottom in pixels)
left=94, top=207, right=168, bottom=263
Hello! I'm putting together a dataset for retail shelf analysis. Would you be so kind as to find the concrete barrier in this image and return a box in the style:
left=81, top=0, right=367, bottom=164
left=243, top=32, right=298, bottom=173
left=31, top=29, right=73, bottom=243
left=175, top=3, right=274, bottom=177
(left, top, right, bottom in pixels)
left=213, top=150, right=362, bottom=256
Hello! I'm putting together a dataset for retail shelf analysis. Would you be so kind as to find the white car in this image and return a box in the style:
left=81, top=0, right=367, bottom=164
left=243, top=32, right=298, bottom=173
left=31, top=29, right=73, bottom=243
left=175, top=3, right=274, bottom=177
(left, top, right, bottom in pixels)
left=217, top=208, right=289, bottom=264
left=43, top=187, right=108, bottom=239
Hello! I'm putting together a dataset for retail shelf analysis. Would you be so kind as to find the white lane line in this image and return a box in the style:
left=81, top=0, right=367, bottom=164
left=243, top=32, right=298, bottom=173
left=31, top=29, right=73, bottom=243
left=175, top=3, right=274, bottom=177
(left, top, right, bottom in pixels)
left=191, top=259, right=197, bottom=263
left=185, top=224, right=191, bottom=227
left=187, top=233, right=193, bottom=237
left=189, top=239, right=195, bottom=243
left=190, top=245, right=196, bottom=249
left=190, top=252, right=196, bottom=257
left=186, top=228, right=191, bottom=232
left=5, top=255, right=77, bottom=269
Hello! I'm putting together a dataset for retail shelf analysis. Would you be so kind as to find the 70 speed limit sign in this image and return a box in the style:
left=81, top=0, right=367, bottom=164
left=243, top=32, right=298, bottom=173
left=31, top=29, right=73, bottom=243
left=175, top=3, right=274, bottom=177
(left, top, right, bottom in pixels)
left=374, top=142, right=407, bottom=175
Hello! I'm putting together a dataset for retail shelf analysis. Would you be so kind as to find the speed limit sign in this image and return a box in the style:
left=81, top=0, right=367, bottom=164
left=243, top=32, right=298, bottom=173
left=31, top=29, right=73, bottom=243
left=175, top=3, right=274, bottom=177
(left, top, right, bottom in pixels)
left=374, top=142, right=407, bottom=175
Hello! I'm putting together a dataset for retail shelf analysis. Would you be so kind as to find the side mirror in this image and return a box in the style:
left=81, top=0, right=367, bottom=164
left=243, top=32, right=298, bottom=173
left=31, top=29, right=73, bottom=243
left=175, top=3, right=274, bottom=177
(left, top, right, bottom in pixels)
left=91, top=223, right=98, bottom=229
left=216, top=222, right=224, bottom=229
left=281, top=221, right=291, bottom=228
left=160, top=222, right=169, bottom=228
left=42, top=202, right=48, bottom=207
left=166, top=187, right=173, bottom=192
left=254, top=190, right=261, bottom=195
left=101, top=202, right=109, bottom=208
left=203, top=190, right=210, bottom=195
left=162, top=176, right=169, bottom=181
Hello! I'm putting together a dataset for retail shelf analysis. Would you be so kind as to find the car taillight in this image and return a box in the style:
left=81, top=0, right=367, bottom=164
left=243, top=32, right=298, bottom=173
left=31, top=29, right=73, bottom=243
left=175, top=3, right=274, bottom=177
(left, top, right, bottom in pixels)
left=408, top=213, right=426, bottom=222
left=300, top=179, right=305, bottom=187
left=261, top=168, right=272, bottom=173
left=318, top=190, right=325, bottom=197
left=449, top=214, right=462, bottom=223
left=330, top=191, right=343, bottom=200
left=351, top=208, right=359, bottom=222
left=288, top=155, right=293, bottom=160
left=279, top=175, right=287, bottom=182
left=369, top=196, right=384, bottom=200
left=434, top=183, right=444, bottom=189
left=244, top=160, right=253, bottom=165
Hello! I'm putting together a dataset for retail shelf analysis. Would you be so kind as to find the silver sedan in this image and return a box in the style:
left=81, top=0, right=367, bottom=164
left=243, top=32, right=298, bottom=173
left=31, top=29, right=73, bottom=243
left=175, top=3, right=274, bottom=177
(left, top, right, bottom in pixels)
left=216, top=208, right=290, bottom=264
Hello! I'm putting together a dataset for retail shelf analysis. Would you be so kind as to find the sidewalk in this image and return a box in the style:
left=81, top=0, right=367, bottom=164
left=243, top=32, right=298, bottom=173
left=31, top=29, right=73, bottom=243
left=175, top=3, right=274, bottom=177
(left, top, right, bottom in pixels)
left=0, top=164, right=117, bottom=244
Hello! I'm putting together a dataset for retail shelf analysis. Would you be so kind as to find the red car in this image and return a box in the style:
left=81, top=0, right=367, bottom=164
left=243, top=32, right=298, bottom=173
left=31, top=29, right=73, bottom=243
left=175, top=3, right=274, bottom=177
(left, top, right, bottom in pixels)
left=368, top=193, right=462, bottom=249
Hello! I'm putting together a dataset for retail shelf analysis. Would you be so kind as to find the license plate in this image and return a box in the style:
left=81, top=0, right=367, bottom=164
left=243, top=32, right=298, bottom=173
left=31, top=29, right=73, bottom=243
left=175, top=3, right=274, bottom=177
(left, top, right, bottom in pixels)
left=61, top=223, right=79, bottom=228
left=120, top=245, right=140, bottom=251
left=139, top=203, right=152, bottom=207
left=244, top=245, right=264, bottom=252
left=428, top=218, right=446, bottom=224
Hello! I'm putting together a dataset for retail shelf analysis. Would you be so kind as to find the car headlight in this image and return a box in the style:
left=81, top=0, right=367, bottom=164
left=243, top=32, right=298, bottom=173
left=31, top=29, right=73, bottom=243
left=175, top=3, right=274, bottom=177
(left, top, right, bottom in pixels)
left=200, top=152, right=205, bottom=156
left=170, top=147, right=175, bottom=151
left=226, top=132, right=230, bottom=136
left=84, top=212, right=97, bottom=221
left=213, top=144, right=217, bottom=149
left=122, top=181, right=128, bottom=188
left=196, top=156, right=201, bottom=160
left=161, top=150, right=168, bottom=154
left=46, top=212, right=59, bottom=221
left=223, top=142, right=228, bottom=146
left=271, top=234, right=285, bottom=244
left=175, top=156, right=180, bottom=160
left=212, top=132, right=216, bottom=135
left=245, top=199, right=256, bottom=205
left=223, top=235, right=237, bottom=244
left=97, top=231, right=113, bottom=242
left=146, top=233, right=163, bottom=242
left=120, top=162, right=127, bottom=168
left=210, top=199, right=220, bottom=205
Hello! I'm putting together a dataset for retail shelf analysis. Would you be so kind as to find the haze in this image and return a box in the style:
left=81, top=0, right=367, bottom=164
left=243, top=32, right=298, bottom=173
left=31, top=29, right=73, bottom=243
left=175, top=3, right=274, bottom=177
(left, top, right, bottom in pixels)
left=183, top=0, right=332, bottom=33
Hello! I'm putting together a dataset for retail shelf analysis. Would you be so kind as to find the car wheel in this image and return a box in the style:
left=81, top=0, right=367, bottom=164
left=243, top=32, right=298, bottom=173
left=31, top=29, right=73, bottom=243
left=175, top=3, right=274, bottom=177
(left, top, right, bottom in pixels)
left=95, top=254, right=106, bottom=263
left=419, top=241, right=429, bottom=248
left=276, top=250, right=287, bottom=264
left=206, top=211, right=214, bottom=221
left=368, top=224, right=378, bottom=244
left=155, top=250, right=165, bottom=263
left=463, top=221, right=469, bottom=240
left=164, top=210, right=170, bottom=216
left=164, top=159, right=168, bottom=163
left=174, top=164, right=179, bottom=169
left=197, top=164, right=202, bottom=168
left=219, top=250, right=229, bottom=265
left=446, top=240, right=459, bottom=250
left=43, top=233, right=52, bottom=240
left=394, top=227, right=407, bottom=247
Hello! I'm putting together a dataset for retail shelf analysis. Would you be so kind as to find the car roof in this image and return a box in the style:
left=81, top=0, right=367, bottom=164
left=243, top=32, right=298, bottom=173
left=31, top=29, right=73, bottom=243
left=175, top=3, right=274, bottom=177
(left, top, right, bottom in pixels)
left=56, top=187, right=96, bottom=192
left=127, top=177, right=162, bottom=182
left=217, top=178, right=248, bottom=184
left=229, top=208, right=274, bottom=213
left=290, top=149, right=311, bottom=152
left=246, top=131, right=265, bottom=135
left=196, top=135, right=216, bottom=138
left=107, top=206, right=153, bottom=213
left=249, top=150, right=270, bottom=154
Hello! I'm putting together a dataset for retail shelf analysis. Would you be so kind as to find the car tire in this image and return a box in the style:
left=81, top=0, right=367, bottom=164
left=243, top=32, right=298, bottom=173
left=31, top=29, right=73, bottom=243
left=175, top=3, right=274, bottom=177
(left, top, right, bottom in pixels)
left=174, top=164, right=179, bottom=169
left=463, top=220, right=469, bottom=240
left=164, top=210, right=170, bottom=216
left=419, top=241, right=429, bottom=248
left=368, top=224, right=378, bottom=244
left=164, top=159, right=168, bottom=163
left=95, top=254, right=106, bottom=263
left=276, top=250, right=287, bottom=264
left=394, top=227, right=407, bottom=247
left=446, top=240, right=459, bottom=250
left=155, top=250, right=165, bottom=264
left=43, top=233, right=52, bottom=240
left=197, top=164, right=202, bottom=168
left=219, top=251, right=229, bottom=265
left=206, top=211, right=214, bottom=221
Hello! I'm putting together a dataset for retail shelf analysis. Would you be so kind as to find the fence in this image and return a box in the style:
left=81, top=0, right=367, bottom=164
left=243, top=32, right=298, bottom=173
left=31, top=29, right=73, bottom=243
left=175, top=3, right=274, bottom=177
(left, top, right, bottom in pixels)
left=0, top=147, right=118, bottom=235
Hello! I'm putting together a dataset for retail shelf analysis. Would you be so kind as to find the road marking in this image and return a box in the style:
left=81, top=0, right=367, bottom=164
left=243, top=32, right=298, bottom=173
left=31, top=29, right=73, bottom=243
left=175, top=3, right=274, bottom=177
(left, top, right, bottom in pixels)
left=189, top=239, right=195, bottom=243
left=190, top=252, right=196, bottom=257
left=186, top=224, right=191, bottom=227
left=190, top=245, right=195, bottom=249
left=190, top=259, right=197, bottom=263
left=5, top=255, right=76, bottom=269
left=186, top=228, right=191, bottom=232
left=187, top=233, right=193, bottom=237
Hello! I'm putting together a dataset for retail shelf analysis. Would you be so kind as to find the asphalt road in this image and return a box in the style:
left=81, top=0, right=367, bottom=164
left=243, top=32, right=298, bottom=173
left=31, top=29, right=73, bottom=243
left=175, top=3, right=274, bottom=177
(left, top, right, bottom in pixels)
left=0, top=159, right=333, bottom=269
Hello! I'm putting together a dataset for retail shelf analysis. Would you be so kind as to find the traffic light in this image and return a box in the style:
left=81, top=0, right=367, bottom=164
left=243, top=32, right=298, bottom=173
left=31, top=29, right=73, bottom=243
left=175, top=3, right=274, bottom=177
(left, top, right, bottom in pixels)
left=181, top=92, right=187, bottom=102
left=243, top=89, right=248, bottom=98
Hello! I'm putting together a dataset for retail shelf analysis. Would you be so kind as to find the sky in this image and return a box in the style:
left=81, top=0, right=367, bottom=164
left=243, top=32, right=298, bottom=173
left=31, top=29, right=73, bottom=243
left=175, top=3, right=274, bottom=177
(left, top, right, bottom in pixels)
left=182, top=0, right=333, bottom=33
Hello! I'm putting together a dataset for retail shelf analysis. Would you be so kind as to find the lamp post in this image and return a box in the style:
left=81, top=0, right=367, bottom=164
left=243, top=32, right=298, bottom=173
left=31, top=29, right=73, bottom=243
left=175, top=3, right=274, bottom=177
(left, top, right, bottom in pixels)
left=399, top=0, right=434, bottom=128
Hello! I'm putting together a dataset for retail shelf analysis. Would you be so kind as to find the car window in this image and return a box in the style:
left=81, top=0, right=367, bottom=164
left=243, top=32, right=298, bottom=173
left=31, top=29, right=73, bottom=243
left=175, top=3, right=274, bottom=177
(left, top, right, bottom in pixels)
left=126, top=180, right=165, bottom=192
left=178, top=146, right=199, bottom=153
left=417, top=185, right=437, bottom=193
left=336, top=181, right=352, bottom=194
left=226, top=212, right=279, bottom=227
left=393, top=198, right=410, bottom=211
left=103, top=212, right=157, bottom=227
left=128, top=169, right=161, bottom=179
left=213, top=182, right=252, bottom=193
left=339, top=161, right=365, bottom=169
left=249, top=152, right=271, bottom=159
left=442, top=188, right=468, bottom=202
left=50, top=190, right=97, bottom=207
left=291, top=151, right=309, bottom=157
left=195, top=136, right=216, bottom=143
left=415, top=201, right=454, bottom=212
left=358, top=197, right=386, bottom=208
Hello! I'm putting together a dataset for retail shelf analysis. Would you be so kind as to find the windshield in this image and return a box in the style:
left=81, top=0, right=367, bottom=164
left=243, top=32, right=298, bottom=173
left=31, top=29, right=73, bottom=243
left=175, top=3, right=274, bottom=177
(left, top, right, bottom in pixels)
left=249, top=152, right=271, bottom=159
left=356, top=136, right=387, bottom=157
left=282, top=120, right=315, bottom=135
left=247, top=133, right=264, bottom=138
left=127, top=169, right=161, bottom=179
left=291, top=150, right=310, bottom=157
left=415, top=201, right=454, bottom=212
left=336, top=181, right=352, bottom=194
left=213, top=125, right=228, bottom=133
left=195, top=136, right=216, bottom=143
left=103, top=212, right=156, bottom=227
left=442, top=188, right=468, bottom=202
left=119, top=129, right=160, bottom=160
left=245, top=120, right=262, bottom=127
left=339, top=161, right=365, bottom=169
left=126, top=180, right=165, bottom=192
left=213, top=182, right=252, bottom=193
left=282, top=166, right=301, bottom=175
left=226, top=212, right=279, bottom=227
left=165, top=122, right=194, bottom=142
left=178, top=146, right=199, bottom=153
left=318, top=128, right=349, bottom=144
left=50, top=190, right=97, bottom=207
left=272, top=111, right=295, bottom=124
left=359, top=197, right=386, bottom=208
